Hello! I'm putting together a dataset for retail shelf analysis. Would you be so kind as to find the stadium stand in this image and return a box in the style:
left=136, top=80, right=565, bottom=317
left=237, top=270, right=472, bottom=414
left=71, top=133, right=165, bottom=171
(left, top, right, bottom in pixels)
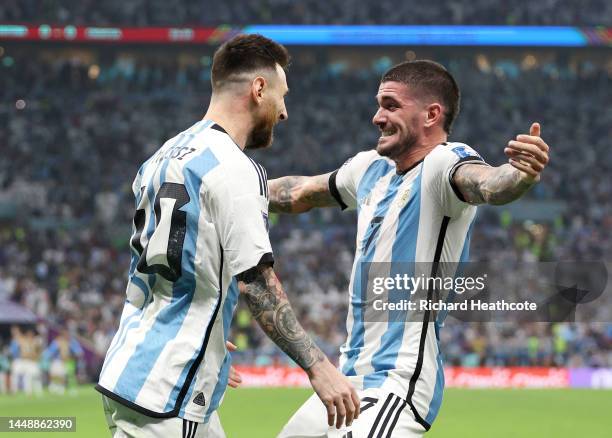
left=0, top=42, right=610, bottom=379
left=1, top=0, right=611, bottom=26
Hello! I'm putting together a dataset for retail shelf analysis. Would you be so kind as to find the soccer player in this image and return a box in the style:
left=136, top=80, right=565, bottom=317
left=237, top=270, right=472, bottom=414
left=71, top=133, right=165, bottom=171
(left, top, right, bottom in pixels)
left=96, top=34, right=359, bottom=437
left=10, top=327, right=43, bottom=395
left=43, top=329, right=84, bottom=395
left=271, top=60, right=550, bottom=437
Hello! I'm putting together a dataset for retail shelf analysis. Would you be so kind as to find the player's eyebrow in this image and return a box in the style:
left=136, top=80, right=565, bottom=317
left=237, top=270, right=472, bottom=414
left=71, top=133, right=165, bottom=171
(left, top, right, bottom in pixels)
left=376, top=94, right=400, bottom=105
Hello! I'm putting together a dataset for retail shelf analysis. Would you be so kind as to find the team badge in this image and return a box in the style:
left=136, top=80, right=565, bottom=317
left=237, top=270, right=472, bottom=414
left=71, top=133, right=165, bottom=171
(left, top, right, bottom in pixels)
left=451, top=145, right=482, bottom=160
left=397, top=188, right=411, bottom=208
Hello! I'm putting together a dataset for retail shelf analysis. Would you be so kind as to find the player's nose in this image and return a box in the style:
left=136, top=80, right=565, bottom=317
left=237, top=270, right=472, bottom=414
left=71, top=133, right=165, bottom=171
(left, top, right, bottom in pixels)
left=372, top=108, right=385, bottom=127
left=279, top=106, right=288, bottom=121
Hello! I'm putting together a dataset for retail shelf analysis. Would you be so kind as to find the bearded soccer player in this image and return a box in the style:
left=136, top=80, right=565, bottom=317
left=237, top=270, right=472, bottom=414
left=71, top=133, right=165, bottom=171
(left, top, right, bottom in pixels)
left=96, top=34, right=359, bottom=437
left=271, top=60, right=550, bottom=437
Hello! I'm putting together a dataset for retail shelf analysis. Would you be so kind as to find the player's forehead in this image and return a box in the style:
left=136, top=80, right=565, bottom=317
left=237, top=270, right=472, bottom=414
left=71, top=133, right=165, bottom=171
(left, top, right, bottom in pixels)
left=376, top=80, right=412, bottom=101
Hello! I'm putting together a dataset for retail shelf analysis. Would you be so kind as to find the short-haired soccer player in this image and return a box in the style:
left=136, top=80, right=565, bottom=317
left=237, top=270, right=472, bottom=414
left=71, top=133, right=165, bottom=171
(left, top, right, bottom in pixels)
left=272, top=60, right=550, bottom=437
left=97, top=34, right=359, bottom=437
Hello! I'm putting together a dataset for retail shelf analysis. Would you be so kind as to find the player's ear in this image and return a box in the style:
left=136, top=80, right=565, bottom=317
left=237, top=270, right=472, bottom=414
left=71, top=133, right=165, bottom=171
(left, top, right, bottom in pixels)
left=250, top=76, right=266, bottom=105
left=424, top=102, right=443, bottom=129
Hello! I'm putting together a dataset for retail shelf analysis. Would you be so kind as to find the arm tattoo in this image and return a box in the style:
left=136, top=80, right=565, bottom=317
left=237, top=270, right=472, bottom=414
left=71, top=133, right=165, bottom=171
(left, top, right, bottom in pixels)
left=239, top=266, right=325, bottom=370
left=268, top=173, right=336, bottom=213
left=454, top=163, right=536, bottom=205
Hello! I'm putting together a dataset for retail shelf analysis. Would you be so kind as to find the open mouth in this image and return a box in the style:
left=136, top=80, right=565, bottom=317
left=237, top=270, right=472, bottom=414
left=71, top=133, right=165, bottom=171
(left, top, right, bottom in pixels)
left=380, top=128, right=396, bottom=137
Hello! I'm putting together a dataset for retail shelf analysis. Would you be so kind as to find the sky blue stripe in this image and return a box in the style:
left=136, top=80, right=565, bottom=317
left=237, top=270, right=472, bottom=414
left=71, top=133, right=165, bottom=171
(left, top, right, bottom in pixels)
left=100, top=308, right=142, bottom=377
left=202, top=278, right=240, bottom=422
left=202, top=354, right=231, bottom=420
left=355, top=159, right=390, bottom=215
left=342, top=160, right=394, bottom=377
left=425, top=349, right=445, bottom=424
left=364, top=170, right=422, bottom=388
left=113, top=145, right=220, bottom=404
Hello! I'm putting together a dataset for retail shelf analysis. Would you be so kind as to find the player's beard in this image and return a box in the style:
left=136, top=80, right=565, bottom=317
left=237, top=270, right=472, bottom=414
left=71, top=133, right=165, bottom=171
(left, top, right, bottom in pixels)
left=376, top=126, right=418, bottom=160
left=245, top=103, right=277, bottom=150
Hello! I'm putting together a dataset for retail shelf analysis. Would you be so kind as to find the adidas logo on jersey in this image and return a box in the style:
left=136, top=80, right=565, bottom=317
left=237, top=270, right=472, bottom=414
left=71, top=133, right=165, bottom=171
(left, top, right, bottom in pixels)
left=193, top=392, right=206, bottom=406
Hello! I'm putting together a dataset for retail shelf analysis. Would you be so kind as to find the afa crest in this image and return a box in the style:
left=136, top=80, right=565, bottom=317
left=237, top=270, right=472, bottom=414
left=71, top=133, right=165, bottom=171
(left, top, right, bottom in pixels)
left=397, top=188, right=411, bottom=208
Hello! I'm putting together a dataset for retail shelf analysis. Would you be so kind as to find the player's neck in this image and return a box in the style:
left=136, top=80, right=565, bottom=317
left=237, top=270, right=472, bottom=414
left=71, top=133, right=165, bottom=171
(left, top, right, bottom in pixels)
left=204, top=100, right=252, bottom=150
left=395, top=135, right=447, bottom=174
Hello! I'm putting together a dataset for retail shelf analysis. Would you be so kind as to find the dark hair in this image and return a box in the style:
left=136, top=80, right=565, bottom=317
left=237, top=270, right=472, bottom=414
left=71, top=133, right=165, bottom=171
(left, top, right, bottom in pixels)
left=211, top=34, right=290, bottom=90
left=381, top=60, right=460, bottom=134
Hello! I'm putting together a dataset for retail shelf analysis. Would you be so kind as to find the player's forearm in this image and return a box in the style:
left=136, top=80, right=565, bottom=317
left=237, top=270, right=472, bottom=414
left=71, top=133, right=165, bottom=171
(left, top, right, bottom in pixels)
left=455, top=163, right=536, bottom=205
left=268, top=176, right=312, bottom=213
left=238, top=265, right=325, bottom=370
left=268, top=173, right=336, bottom=214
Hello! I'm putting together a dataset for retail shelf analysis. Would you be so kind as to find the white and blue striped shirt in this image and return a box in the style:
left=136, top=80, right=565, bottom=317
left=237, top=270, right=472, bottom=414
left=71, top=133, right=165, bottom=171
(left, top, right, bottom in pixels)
left=97, top=120, right=273, bottom=423
left=329, top=142, right=486, bottom=430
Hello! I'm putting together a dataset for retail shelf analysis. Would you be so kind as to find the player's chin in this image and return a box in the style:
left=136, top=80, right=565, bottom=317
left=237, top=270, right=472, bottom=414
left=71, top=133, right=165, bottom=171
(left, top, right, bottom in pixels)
left=376, top=136, right=397, bottom=157
left=245, top=131, right=274, bottom=150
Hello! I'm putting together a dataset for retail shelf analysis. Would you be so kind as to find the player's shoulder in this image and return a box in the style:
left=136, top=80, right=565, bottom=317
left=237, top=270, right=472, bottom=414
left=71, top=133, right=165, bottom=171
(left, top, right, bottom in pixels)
left=210, top=144, right=266, bottom=185
left=200, top=146, right=268, bottom=199
left=352, top=149, right=384, bottom=164
left=422, top=142, right=484, bottom=176
left=429, top=142, right=482, bottom=161
left=181, top=124, right=261, bottom=177
left=340, top=148, right=390, bottom=173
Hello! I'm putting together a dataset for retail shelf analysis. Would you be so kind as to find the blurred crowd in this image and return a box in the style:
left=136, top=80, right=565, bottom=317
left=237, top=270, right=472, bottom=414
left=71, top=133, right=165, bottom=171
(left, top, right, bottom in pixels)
left=0, top=326, right=84, bottom=394
left=1, top=0, right=611, bottom=26
left=0, top=45, right=611, bottom=379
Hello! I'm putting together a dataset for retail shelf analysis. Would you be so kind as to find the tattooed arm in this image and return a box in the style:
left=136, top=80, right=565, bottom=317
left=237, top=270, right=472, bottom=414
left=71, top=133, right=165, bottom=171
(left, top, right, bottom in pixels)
left=453, top=163, right=538, bottom=205
left=238, top=264, right=360, bottom=428
left=268, top=172, right=337, bottom=213
left=453, top=123, right=550, bottom=205
left=238, top=264, right=325, bottom=369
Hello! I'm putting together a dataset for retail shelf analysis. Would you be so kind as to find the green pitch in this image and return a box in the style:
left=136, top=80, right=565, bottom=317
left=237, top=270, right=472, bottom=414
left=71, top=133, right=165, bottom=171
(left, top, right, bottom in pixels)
left=0, top=386, right=610, bottom=437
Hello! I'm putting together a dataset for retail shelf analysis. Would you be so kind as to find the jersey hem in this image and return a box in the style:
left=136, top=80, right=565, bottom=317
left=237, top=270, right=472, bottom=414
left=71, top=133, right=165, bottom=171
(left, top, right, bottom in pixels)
left=96, top=384, right=179, bottom=418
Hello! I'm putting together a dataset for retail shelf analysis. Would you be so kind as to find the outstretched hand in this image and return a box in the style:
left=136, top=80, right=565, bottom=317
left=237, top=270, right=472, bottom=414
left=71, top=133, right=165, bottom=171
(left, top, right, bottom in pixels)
left=504, top=123, right=550, bottom=183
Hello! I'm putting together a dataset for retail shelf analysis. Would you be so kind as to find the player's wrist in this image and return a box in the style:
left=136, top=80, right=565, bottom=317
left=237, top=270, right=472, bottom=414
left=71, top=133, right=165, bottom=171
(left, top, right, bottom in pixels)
left=304, top=354, right=331, bottom=378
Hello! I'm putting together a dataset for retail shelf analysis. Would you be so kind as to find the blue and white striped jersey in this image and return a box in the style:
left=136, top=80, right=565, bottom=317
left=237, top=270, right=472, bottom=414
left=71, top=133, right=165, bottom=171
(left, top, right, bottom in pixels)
left=329, top=142, right=486, bottom=430
left=97, top=120, right=273, bottom=423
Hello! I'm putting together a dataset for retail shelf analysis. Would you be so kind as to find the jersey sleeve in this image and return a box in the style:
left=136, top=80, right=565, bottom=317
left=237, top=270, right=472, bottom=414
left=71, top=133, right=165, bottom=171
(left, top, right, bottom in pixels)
left=328, top=150, right=379, bottom=211
left=208, top=162, right=274, bottom=280
left=425, top=143, right=488, bottom=216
